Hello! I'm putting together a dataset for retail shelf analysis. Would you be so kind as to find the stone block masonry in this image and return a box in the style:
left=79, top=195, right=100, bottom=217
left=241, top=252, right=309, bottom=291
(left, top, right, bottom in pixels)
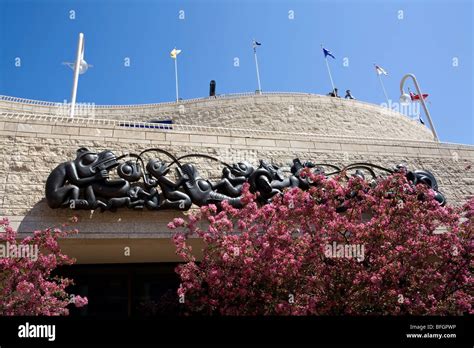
left=1, top=94, right=435, bottom=141
left=0, top=115, right=472, bottom=241
left=0, top=94, right=472, bottom=263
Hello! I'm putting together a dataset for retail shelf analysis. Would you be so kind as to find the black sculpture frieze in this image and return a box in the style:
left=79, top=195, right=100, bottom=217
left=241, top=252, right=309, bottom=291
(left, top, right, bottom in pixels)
left=45, top=147, right=447, bottom=211
left=45, top=148, right=118, bottom=209
left=146, top=159, right=192, bottom=210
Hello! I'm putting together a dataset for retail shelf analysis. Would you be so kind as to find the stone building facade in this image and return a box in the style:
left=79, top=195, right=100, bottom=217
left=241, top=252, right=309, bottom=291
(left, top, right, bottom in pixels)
left=0, top=93, right=473, bottom=265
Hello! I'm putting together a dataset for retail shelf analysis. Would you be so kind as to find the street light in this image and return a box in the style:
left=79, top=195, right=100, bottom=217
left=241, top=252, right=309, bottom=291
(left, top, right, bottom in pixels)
left=399, top=73, right=439, bottom=142
left=399, top=92, right=411, bottom=105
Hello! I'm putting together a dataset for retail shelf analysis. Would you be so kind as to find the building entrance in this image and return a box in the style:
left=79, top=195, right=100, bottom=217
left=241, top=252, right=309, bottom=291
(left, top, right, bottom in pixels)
left=57, top=263, right=182, bottom=317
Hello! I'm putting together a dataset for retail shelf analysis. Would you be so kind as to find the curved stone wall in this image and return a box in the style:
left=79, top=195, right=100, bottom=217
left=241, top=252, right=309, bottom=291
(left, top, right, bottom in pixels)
left=1, top=112, right=472, bottom=230
left=0, top=94, right=472, bottom=263
left=0, top=94, right=435, bottom=141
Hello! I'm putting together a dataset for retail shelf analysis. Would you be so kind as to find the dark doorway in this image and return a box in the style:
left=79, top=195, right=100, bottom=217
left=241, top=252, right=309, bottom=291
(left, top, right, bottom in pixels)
left=56, top=263, right=182, bottom=317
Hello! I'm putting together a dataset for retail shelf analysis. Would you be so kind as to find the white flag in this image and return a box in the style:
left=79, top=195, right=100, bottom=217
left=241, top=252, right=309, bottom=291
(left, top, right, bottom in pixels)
left=170, top=48, right=182, bottom=59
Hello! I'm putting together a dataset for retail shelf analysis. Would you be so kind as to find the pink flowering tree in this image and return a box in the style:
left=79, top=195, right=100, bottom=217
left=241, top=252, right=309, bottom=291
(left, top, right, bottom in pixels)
left=0, top=217, right=88, bottom=315
left=170, top=171, right=473, bottom=315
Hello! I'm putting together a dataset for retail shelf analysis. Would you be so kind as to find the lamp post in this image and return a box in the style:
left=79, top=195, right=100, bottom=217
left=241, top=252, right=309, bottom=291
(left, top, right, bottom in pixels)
left=399, top=73, right=439, bottom=142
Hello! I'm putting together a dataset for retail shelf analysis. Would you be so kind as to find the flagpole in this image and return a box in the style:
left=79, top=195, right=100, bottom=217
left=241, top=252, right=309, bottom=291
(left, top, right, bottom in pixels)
left=253, top=43, right=262, bottom=94
left=324, top=56, right=336, bottom=94
left=321, top=45, right=335, bottom=94
left=174, top=55, right=179, bottom=103
left=378, top=73, right=390, bottom=106
left=70, top=33, right=84, bottom=117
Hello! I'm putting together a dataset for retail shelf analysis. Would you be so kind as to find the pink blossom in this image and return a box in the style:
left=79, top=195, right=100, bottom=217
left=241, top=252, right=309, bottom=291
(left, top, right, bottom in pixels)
left=171, top=172, right=473, bottom=315
left=73, top=295, right=88, bottom=307
left=0, top=220, right=87, bottom=315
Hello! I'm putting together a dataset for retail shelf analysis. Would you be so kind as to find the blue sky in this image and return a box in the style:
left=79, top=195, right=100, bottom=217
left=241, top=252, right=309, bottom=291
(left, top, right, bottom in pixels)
left=0, top=0, right=472, bottom=144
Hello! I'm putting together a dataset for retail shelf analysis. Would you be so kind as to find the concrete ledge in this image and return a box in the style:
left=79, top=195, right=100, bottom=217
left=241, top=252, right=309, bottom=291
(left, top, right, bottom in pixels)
left=217, top=136, right=247, bottom=145
left=80, top=127, right=113, bottom=137
left=52, top=125, right=80, bottom=135
left=341, top=143, right=369, bottom=152
left=113, top=129, right=145, bottom=139
left=165, top=133, right=190, bottom=142
left=290, top=140, right=315, bottom=149
left=315, top=142, right=342, bottom=151
left=70, top=135, right=105, bottom=142
left=13, top=131, right=39, bottom=138
left=116, top=137, right=151, bottom=144
left=246, top=138, right=276, bottom=147
left=189, top=134, right=218, bottom=144
left=17, top=123, right=51, bottom=134
left=4, top=122, right=18, bottom=132
left=145, top=132, right=166, bottom=141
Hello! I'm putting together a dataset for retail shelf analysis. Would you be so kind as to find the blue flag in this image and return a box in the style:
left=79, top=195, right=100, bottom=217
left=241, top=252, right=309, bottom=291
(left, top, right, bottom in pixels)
left=322, top=47, right=335, bottom=59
